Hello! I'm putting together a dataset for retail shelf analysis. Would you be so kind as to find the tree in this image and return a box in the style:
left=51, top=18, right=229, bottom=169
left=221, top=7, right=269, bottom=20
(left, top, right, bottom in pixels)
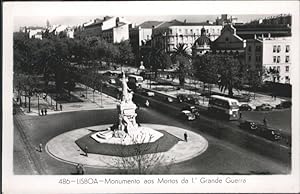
left=193, top=54, right=219, bottom=93
left=217, top=54, right=244, bottom=97
left=110, top=134, right=172, bottom=174
left=193, top=53, right=244, bottom=97
left=171, top=44, right=192, bottom=86
left=115, top=40, right=135, bottom=67
left=144, top=47, right=171, bottom=78
left=247, top=68, right=262, bottom=99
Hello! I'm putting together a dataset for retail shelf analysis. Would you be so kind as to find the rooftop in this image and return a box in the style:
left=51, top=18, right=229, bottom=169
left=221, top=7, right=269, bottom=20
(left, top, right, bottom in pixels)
left=137, top=21, right=164, bottom=28
left=156, top=19, right=221, bottom=28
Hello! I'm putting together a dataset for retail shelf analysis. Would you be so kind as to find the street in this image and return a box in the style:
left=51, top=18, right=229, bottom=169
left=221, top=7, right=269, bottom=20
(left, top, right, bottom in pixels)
left=14, top=106, right=290, bottom=175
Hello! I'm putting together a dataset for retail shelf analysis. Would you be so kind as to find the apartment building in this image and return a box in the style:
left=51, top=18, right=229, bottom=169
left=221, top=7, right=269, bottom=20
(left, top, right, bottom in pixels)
left=129, top=21, right=164, bottom=62
left=212, top=24, right=291, bottom=84
left=152, top=20, right=223, bottom=54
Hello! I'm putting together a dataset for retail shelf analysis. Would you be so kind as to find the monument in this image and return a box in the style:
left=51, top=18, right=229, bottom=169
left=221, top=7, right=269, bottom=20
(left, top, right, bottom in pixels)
left=91, top=72, right=163, bottom=145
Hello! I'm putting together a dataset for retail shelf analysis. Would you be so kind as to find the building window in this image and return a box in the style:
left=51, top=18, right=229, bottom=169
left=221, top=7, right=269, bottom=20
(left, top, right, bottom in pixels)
left=196, top=29, right=199, bottom=35
left=185, top=29, right=188, bottom=34
left=286, top=66, right=289, bottom=72
left=277, top=66, right=280, bottom=71
left=206, top=29, right=209, bottom=33
left=190, top=29, right=193, bottom=34
left=248, top=46, right=252, bottom=52
left=277, top=45, right=281, bottom=53
left=255, top=55, right=260, bottom=62
left=286, top=56, right=290, bottom=63
left=273, top=56, right=277, bottom=63
left=286, top=45, right=290, bottom=52
left=212, top=29, right=215, bottom=34
left=256, top=46, right=261, bottom=52
left=179, top=29, right=182, bottom=33
left=277, top=56, right=281, bottom=63
left=273, top=45, right=276, bottom=52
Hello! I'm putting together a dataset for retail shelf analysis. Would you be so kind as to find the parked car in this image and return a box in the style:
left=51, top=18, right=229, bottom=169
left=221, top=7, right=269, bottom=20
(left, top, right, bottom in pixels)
left=276, top=100, right=292, bottom=109
left=239, top=120, right=258, bottom=131
left=181, top=105, right=201, bottom=118
left=234, top=94, right=250, bottom=102
left=239, top=103, right=253, bottom=111
left=177, top=94, right=195, bottom=103
left=255, top=103, right=274, bottom=111
left=187, top=95, right=202, bottom=105
left=143, top=91, right=155, bottom=97
left=180, top=110, right=196, bottom=121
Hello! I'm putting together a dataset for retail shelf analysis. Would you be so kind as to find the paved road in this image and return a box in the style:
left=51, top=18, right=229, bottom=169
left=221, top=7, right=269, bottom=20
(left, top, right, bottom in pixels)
left=13, top=107, right=290, bottom=175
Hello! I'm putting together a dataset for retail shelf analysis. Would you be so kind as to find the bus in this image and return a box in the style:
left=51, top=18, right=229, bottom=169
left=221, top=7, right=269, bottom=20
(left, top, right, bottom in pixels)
left=128, top=75, right=144, bottom=88
left=208, top=95, right=240, bottom=120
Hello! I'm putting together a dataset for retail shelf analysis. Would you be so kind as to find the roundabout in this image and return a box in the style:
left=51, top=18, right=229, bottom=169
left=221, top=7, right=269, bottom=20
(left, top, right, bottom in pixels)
left=46, top=124, right=208, bottom=168
left=46, top=73, right=208, bottom=170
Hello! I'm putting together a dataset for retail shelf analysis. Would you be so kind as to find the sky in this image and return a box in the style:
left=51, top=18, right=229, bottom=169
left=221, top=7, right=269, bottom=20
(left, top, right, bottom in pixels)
left=13, top=14, right=275, bottom=31
left=8, top=1, right=292, bottom=32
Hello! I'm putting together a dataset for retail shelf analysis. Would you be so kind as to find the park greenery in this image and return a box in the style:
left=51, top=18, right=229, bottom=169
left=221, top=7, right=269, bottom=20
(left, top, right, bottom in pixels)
left=13, top=31, right=135, bottom=109
left=14, top=29, right=270, bottom=108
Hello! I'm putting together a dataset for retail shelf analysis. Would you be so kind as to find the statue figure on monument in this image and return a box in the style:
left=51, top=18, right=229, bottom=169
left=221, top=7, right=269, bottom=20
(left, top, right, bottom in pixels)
left=116, top=71, right=138, bottom=135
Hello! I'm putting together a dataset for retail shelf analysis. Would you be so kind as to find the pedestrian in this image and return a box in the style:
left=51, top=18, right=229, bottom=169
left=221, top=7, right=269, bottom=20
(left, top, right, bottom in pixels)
left=44, top=108, right=47, bottom=115
left=76, top=163, right=81, bottom=174
left=263, top=117, right=267, bottom=126
left=60, top=104, right=63, bottom=111
left=41, top=109, right=44, bottom=116
left=184, top=132, right=188, bottom=142
left=80, top=164, right=85, bottom=175
left=84, top=146, right=88, bottom=157
left=39, top=143, right=43, bottom=152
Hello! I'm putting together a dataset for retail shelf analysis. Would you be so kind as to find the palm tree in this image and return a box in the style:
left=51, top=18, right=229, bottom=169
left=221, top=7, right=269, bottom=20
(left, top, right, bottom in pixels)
left=171, top=43, right=192, bottom=86
left=217, top=54, right=244, bottom=97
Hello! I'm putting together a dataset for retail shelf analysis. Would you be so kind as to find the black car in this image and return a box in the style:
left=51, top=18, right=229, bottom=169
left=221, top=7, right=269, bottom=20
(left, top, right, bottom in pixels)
left=276, top=101, right=292, bottom=109
left=239, top=120, right=258, bottom=131
left=239, top=103, right=253, bottom=111
left=177, top=94, right=190, bottom=103
left=257, top=126, right=282, bottom=141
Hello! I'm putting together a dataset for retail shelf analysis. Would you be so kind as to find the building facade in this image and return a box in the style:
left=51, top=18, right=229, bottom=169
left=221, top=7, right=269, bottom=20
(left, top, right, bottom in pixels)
left=20, top=26, right=46, bottom=39
left=102, top=23, right=130, bottom=43
left=211, top=24, right=291, bottom=84
left=261, top=37, right=291, bottom=84
left=152, top=20, right=223, bottom=54
left=129, top=21, right=164, bottom=63
left=74, top=16, right=131, bottom=41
